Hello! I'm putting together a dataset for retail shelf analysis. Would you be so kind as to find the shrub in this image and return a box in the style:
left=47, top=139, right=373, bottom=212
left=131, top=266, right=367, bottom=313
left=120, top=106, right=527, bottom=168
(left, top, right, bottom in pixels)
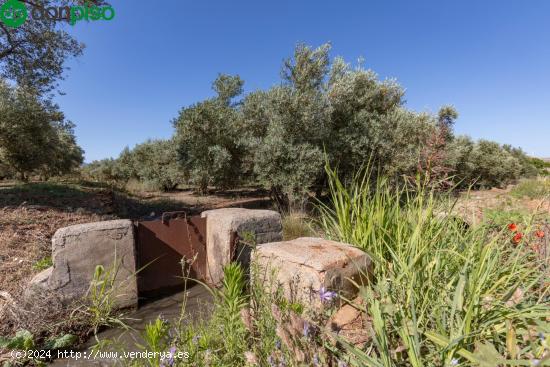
left=169, top=43, right=533, bottom=203
left=446, top=137, right=537, bottom=189
left=126, top=139, right=184, bottom=191
left=81, top=139, right=184, bottom=192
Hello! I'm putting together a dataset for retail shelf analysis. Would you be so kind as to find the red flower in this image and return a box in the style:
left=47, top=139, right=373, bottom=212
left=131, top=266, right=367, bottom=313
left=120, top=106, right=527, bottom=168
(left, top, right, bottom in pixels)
left=508, top=223, right=518, bottom=232
left=535, top=230, right=545, bottom=239
left=512, top=232, right=523, bottom=245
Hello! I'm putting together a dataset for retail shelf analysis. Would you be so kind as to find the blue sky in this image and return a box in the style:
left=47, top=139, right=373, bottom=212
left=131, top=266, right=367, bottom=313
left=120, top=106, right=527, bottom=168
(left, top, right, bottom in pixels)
left=56, top=0, right=550, bottom=162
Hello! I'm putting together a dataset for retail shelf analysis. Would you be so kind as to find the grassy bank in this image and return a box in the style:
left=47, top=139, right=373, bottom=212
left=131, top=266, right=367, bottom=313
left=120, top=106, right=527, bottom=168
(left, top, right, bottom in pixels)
left=84, top=171, right=550, bottom=366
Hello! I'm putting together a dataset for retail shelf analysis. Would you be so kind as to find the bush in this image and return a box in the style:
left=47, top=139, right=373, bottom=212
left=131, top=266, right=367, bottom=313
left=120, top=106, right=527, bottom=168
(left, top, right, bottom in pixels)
left=170, top=43, right=533, bottom=204
left=446, top=137, right=538, bottom=189
left=173, top=75, right=251, bottom=193
left=81, top=139, right=184, bottom=192
left=89, top=43, right=537, bottom=200
left=126, top=139, right=184, bottom=191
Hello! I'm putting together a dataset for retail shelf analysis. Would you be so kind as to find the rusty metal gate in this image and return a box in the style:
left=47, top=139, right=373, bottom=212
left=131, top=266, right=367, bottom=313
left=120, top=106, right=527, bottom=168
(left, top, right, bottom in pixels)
left=135, top=212, right=207, bottom=300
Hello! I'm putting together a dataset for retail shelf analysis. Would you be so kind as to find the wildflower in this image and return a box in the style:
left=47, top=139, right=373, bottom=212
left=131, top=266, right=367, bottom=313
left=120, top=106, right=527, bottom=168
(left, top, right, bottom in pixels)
left=337, top=360, right=348, bottom=367
left=268, top=354, right=276, bottom=367
left=531, top=359, right=540, bottom=366
left=160, top=346, right=176, bottom=367
left=275, top=339, right=281, bottom=350
left=313, top=353, right=320, bottom=367
left=450, top=358, right=459, bottom=366
left=302, top=321, right=310, bottom=338
left=512, top=232, right=523, bottom=245
left=508, top=223, right=518, bottom=232
left=319, top=287, right=337, bottom=303
left=535, top=230, right=545, bottom=238
left=539, top=332, right=546, bottom=342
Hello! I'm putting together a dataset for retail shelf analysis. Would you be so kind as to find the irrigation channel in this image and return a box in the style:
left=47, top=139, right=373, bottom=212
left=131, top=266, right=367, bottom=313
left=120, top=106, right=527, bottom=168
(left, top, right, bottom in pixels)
left=51, top=285, right=213, bottom=366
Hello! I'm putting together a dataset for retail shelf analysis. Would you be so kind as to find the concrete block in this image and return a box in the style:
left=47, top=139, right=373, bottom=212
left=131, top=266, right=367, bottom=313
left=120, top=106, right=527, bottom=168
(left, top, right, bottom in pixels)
left=252, top=237, right=371, bottom=310
left=201, top=208, right=282, bottom=285
left=30, top=220, right=138, bottom=308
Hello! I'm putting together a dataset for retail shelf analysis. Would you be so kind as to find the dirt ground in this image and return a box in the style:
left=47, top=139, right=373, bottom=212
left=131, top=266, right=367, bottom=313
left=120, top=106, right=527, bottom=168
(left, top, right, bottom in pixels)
left=454, top=185, right=550, bottom=226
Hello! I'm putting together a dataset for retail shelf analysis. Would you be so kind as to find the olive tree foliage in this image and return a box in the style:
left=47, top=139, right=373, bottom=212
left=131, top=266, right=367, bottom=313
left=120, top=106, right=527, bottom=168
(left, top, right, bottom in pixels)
left=247, top=44, right=445, bottom=207
left=169, top=43, right=536, bottom=203
left=250, top=44, right=331, bottom=206
left=124, top=139, right=183, bottom=191
left=0, top=80, right=83, bottom=180
left=173, top=74, right=251, bottom=193
left=82, top=139, right=184, bottom=191
left=445, top=137, right=537, bottom=189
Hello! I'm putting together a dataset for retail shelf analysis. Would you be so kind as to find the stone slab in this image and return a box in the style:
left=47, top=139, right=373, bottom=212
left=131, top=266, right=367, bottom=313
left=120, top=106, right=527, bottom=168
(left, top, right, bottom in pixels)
left=252, top=237, right=372, bottom=310
left=30, top=220, right=137, bottom=308
left=201, top=208, right=282, bottom=285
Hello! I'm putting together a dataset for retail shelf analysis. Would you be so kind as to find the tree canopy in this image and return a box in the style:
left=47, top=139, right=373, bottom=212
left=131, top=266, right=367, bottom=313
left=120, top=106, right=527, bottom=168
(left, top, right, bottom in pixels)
left=87, top=43, right=539, bottom=203
left=0, top=80, right=83, bottom=180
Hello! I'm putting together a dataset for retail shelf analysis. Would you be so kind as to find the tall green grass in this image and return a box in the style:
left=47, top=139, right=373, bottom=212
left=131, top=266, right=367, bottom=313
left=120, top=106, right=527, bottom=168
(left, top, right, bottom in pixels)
left=318, top=165, right=550, bottom=366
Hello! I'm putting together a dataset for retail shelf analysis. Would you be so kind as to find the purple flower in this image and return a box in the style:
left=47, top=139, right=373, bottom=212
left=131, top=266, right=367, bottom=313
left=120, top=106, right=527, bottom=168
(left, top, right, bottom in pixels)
left=337, top=361, right=348, bottom=367
left=275, top=339, right=281, bottom=349
left=161, top=346, right=177, bottom=366
left=313, top=353, right=320, bottom=367
left=319, top=287, right=337, bottom=302
left=268, top=354, right=276, bottom=367
left=302, top=321, right=310, bottom=337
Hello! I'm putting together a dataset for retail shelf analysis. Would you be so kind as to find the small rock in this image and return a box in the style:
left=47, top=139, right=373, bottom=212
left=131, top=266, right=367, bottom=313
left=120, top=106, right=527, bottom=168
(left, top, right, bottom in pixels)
left=328, top=303, right=362, bottom=330
left=326, top=298, right=371, bottom=347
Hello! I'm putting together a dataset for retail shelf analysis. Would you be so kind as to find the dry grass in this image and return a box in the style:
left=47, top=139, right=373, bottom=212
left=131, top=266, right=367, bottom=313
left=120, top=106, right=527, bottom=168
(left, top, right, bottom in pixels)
left=282, top=212, right=317, bottom=240
left=454, top=182, right=550, bottom=226
left=0, top=206, right=105, bottom=299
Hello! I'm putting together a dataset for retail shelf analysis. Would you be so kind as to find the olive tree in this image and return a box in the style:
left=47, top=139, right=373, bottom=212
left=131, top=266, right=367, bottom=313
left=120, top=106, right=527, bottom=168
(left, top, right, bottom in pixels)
left=0, top=81, right=83, bottom=180
left=173, top=74, right=251, bottom=192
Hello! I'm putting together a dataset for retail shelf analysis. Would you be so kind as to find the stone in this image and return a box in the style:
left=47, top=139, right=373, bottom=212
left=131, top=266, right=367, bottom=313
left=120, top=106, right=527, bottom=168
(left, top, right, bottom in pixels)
left=252, top=237, right=372, bottom=310
left=28, top=267, right=53, bottom=289
left=201, top=208, right=282, bottom=285
left=326, top=298, right=371, bottom=347
left=29, top=220, right=137, bottom=309
left=329, top=303, right=362, bottom=328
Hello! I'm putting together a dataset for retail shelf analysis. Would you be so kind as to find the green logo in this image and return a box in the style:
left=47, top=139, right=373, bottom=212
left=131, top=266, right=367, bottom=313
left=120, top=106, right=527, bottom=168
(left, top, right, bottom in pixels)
left=0, top=0, right=28, bottom=28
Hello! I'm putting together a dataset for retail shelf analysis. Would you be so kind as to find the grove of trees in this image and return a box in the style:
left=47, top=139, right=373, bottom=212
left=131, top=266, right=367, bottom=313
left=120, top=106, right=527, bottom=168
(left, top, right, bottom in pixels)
left=83, top=43, right=541, bottom=207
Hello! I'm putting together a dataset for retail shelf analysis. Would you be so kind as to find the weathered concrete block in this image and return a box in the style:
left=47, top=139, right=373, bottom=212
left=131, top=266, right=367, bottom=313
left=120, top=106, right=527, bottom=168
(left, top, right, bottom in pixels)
left=201, top=208, right=282, bottom=285
left=252, top=237, right=371, bottom=310
left=30, top=220, right=137, bottom=308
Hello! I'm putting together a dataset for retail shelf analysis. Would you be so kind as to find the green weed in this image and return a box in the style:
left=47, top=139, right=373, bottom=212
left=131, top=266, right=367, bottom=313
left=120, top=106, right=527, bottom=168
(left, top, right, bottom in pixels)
left=32, top=256, right=52, bottom=271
